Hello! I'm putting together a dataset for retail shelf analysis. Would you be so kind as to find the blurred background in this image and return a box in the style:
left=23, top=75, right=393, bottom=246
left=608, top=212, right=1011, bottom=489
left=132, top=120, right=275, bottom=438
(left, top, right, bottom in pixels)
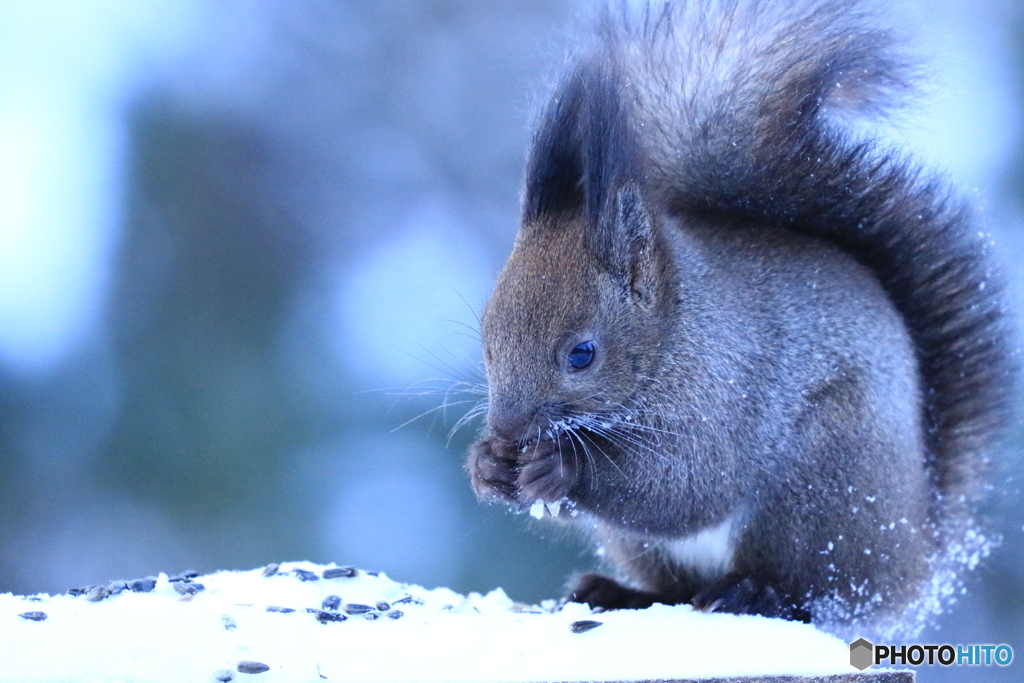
left=0, top=0, right=1020, bottom=680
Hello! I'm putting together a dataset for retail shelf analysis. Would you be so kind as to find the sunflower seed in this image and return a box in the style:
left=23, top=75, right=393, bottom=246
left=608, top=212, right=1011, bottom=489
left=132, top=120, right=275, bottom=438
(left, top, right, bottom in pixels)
left=392, top=595, right=423, bottom=606
left=313, top=609, right=347, bottom=624
left=174, top=582, right=205, bottom=597
left=343, top=603, right=373, bottom=615
left=570, top=620, right=603, bottom=634
left=322, top=566, right=357, bottom=579
left=237, top=661, right=270, bottom=674
left=18, top=611, right=47, bottom=622
left=86, top=586, right=111, bottom=602
left=129, top=578, right=157, bottom=593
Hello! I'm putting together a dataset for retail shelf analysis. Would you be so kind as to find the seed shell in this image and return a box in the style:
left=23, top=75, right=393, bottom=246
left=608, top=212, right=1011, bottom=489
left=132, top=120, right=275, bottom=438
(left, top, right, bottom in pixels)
left=237, top=661, right=270, bottom=674
left=343, top=603, right=373, bottom=615
left=18, top=611, right=48, bottom=622
left=313, top=609, right=347, bottom=624
left=322, top=566, right=357, bottom=579
left=570, top=619, right=603, bottom=634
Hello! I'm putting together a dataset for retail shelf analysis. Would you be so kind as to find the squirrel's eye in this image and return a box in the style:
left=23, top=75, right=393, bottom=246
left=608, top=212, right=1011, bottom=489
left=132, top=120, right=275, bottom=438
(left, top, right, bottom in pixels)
left=568, top=341, right=596, bottom=370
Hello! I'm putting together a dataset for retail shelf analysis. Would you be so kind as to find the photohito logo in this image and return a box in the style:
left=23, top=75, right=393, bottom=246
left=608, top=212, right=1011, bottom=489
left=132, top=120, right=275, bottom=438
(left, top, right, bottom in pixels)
left=849, top=638, right=1014, bottom=671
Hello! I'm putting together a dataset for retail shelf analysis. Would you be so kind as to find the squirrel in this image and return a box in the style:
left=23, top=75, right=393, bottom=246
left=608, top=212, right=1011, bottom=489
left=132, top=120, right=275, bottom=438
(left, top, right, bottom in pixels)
left=466, top=0, right=1014, bottom=631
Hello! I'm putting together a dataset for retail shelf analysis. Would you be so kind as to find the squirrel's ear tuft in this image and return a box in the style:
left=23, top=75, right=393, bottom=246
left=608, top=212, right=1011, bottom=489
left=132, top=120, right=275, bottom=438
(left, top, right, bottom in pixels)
left=612, top=183, right=656, bottom=306
left=523, top=70, right=586, bottom=220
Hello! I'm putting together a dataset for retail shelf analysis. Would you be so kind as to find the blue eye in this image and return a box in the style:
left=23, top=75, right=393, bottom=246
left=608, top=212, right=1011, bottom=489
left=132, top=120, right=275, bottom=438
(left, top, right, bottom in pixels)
left=568, top=341, right=596, bottom=370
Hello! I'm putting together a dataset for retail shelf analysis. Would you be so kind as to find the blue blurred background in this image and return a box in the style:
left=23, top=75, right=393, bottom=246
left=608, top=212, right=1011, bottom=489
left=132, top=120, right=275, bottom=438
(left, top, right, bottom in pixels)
left=0, top=1, right=1020, bottom=680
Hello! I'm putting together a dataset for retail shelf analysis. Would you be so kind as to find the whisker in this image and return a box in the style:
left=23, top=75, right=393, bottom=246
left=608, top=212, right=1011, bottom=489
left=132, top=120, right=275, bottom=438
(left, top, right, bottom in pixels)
left=452, top=288, right=484, bottom=328
left=383, top=378, right=487, bottom=399
left=555, top=419, right=566, bottom=482
left=440, top=318, right=483, bottom=341
left=408, top=337, right=480, bottom=385
left=560, top=423, right=591, bottom=488
left=391, top=399, right=479, bottom=433
left=447, top=401, right=489, bottom=444
left=577, top=428, right=629, bottom=482
left=585, top=421, right=672, bottom=465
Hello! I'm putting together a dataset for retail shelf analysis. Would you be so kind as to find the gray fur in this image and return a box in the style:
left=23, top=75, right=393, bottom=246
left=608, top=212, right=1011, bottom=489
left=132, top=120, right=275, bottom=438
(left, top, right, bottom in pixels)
left=466, top=0, right=1014, bottom=630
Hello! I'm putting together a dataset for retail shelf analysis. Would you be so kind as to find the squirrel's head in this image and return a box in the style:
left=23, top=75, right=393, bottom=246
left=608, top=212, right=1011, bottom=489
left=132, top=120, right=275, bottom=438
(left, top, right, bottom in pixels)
left=478, top=56, right=678, bottom=447
left=480, top=184, right=672, bottom=445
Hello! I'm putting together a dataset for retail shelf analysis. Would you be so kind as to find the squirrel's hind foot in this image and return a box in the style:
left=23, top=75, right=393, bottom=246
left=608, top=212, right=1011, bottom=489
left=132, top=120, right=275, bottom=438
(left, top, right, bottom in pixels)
left=692, top=575, right=811, bottom=622
left=565, top=573, right=666, bottom=611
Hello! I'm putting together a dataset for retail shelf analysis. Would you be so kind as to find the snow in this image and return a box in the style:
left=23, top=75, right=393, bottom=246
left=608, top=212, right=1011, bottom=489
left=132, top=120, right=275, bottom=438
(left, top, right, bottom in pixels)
left=0, top=562, right=860, bottom=682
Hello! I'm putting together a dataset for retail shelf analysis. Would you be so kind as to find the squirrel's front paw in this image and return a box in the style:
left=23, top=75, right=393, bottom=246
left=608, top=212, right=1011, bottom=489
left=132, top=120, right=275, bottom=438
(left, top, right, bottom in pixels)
left=467, top=436, right=519, bottom=504
left=516, top=438, right=577, bottom=507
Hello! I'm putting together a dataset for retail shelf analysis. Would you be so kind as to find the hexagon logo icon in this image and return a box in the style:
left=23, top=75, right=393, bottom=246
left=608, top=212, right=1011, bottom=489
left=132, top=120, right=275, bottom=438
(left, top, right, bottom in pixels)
left=850, top=638, right=874, bottom=671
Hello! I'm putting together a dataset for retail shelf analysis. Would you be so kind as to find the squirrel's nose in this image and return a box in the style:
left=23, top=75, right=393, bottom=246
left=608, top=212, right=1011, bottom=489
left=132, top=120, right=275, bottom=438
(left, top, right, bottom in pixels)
left=487, top=402, right=537, bottom=443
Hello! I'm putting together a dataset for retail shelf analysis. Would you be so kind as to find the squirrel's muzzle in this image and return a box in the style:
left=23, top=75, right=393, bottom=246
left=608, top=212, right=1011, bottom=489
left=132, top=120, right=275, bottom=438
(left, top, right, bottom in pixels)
left=486, top=402, right=538, bottom=444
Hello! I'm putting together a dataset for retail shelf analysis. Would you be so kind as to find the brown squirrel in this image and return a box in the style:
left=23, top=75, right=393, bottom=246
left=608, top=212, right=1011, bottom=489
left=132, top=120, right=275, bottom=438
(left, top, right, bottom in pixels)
left=466, top=0, right=1014, bottom=631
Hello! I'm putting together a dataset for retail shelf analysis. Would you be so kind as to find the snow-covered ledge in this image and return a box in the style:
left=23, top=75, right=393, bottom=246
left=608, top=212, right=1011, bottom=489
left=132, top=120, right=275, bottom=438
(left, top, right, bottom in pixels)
left=0, top=562, right=912, bottom=682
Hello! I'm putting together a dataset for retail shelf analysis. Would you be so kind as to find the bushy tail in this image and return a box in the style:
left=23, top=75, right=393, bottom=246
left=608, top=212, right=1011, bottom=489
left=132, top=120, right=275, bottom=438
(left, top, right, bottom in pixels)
left=525, top=0, right=1015, bottom=509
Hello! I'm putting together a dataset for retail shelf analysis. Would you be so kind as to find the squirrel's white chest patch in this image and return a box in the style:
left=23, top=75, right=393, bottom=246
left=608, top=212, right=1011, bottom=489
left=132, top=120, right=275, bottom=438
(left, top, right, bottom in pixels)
left=664, top=514, right=738, bottom=578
